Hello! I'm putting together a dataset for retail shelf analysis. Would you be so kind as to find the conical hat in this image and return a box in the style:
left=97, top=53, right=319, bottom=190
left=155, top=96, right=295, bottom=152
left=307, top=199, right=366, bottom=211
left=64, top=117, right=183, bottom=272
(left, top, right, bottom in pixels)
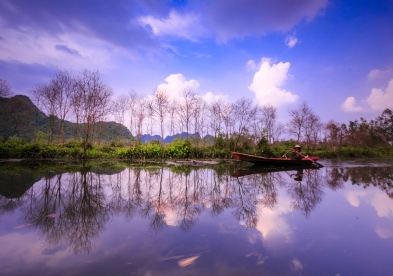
left=294, top=145, right=301, bottom=148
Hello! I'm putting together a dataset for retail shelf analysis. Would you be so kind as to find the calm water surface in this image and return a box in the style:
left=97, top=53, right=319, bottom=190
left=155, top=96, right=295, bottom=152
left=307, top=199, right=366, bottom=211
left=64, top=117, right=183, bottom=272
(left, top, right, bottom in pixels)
left=0, top=159, right=393, bottom=275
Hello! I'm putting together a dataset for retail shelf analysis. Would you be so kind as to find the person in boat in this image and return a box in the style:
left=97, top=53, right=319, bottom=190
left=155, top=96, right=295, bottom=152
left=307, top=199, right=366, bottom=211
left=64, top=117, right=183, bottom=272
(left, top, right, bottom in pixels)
left=292, top=145, right=303, bottom=160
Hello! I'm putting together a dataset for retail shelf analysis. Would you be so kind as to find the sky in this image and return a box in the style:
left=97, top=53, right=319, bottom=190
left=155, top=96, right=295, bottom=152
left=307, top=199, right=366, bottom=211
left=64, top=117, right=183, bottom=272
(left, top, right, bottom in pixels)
left=0, top=0, right=393, bottom=124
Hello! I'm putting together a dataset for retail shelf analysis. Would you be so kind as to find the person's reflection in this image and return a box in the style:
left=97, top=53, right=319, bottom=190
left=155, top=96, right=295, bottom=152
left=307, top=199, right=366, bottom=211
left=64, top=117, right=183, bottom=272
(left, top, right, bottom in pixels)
left=291, top=169, right=304, bottom=182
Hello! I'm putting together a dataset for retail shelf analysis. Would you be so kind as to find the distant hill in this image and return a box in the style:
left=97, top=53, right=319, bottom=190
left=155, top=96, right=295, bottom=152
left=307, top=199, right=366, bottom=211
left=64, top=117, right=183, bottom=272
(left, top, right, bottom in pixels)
left=142, top=132, right=213, bottom=143
left=0, top=95, right=132, bottom=142
left=0, top=95, right=215, bottom=144
left=164, top=132, right=201, bottom=143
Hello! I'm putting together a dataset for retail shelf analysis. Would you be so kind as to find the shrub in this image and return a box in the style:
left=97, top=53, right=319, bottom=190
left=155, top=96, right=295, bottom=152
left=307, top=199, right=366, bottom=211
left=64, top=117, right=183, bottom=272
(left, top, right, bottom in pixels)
left=166, top=139, right=194, bottom=158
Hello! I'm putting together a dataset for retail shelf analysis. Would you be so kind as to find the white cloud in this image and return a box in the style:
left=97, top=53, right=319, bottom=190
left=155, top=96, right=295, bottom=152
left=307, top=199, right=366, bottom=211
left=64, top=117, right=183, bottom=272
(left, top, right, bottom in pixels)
left=202, top=91, right=228, bottom=104
left=138, top=10, right=202, bottom=41
left=246, top=59, right=257, bottom=71
left=285, top=35, right=298, bottom=48
left=290, top=258, right=304, bottom=273
left=248, top=58, right=298, bottom=107
left=375, top=226, right=393, bottom=239
left=157, top=73, right=228, bottom=105
left=341, top=96, right=364, bottom=112
left=367, top=68, right=393, bottom=80
left=345, top=187, right=393, bottom=218
left=370, top=192, right=393, bottom=217
left=0, top=26, right=121, bottom=71
left=157, top=73, right=200, bottom=102
left=205, top=0, right=328, bottom=42
left=345, top=190, right=368, bottom=207
left=366, top=79, right=393, bottom=111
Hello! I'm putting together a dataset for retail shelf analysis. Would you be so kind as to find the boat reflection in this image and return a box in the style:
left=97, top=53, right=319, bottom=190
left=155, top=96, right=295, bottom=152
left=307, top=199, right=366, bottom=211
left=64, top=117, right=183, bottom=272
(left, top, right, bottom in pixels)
left=233, top=165, right=324, bottom=218
left=232, top=164, right=320, bottom=178
left=0, top=161, right=392, bottom=253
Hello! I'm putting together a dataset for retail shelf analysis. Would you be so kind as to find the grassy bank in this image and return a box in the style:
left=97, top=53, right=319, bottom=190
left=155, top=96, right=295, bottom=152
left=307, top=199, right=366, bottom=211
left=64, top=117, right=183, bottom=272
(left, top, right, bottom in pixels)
left=1, top=137, right=392, bottom=160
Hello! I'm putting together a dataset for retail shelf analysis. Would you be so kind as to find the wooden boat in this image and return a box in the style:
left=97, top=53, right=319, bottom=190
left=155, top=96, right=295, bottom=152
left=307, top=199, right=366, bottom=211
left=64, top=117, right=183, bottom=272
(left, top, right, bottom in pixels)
left=231, top=152, right=321, bottom=166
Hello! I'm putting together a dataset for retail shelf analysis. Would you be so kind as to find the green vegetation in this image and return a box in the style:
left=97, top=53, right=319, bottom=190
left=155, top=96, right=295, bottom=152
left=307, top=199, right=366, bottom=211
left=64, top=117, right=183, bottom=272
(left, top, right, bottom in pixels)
left=1, top=92, right=392, bottom=160
left=1, top=135, right=392, bottom=160
left=0, top=95, right=131, bottom=143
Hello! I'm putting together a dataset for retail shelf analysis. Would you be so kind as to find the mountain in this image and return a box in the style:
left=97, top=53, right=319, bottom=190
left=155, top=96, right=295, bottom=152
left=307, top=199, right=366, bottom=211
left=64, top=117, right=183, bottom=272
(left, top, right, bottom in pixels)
left=0, top=95, right=215, bottom=144
left=164, top=132, right=201, bottom=143
left=140, top=132, right=213, bottom=143
left=0, top=95, right=132, bottom=142
left=141, top=134, right=162, bottom=143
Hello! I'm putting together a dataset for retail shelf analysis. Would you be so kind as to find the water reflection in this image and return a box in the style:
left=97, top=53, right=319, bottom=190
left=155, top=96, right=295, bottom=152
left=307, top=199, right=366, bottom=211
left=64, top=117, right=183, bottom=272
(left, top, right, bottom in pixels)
left=0, top=161, right=393, bottom=254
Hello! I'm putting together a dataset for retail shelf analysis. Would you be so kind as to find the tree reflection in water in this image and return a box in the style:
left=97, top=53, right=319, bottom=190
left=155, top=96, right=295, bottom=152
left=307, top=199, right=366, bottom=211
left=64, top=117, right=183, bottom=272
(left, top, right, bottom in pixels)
left=288, top=169, right=324, bottom=217
left=1, top=162, right=393, bottom=253
left=19, top=169, right=109, bottom=253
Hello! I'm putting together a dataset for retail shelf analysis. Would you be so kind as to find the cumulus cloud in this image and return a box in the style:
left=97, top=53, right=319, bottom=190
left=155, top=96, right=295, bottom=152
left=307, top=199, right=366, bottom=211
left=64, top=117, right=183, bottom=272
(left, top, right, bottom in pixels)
left=285, top=35, right=298, bottom=48
left=202, top=91, right=228, bottom=104
left=341, top=79, right=393, bottom=112
left=157, top=73, right=200, bottom=101
left=248, top=58, right=298, bottom=107
left=138, top=10, right=202, bottom=41
left=156, top=74, right=229, bottom=105
left=341, top=97, right=365, bottom=112
left=366, top=79, right=393, bottom=111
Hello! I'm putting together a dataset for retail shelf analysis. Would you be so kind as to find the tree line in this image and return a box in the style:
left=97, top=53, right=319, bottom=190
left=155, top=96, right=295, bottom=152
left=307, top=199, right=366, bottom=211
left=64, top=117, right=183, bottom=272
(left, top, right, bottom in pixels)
left=0, top=69, right=392, bottom=158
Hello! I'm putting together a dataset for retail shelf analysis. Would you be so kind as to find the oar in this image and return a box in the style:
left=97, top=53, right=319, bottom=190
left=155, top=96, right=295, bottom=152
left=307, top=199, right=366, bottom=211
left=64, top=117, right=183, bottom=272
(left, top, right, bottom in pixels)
left=300, top=154, right=323, bottom=167
left=281, top=149, right=292, bottom=159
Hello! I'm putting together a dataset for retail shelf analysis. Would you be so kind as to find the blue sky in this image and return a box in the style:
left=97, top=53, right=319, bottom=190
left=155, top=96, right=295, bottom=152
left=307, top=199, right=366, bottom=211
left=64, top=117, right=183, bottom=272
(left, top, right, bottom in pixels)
left=0, top=0, right=392, bottom=123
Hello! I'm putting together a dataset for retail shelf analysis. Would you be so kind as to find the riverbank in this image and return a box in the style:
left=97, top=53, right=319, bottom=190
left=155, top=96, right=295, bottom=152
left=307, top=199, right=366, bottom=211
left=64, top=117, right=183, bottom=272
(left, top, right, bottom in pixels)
left=1, top=137, right=392, bottom=160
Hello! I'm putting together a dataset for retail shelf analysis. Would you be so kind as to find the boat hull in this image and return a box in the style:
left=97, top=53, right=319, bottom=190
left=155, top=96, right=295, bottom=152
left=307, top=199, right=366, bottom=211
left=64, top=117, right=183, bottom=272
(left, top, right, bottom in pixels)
left=231, top=152, right=320, bottom=166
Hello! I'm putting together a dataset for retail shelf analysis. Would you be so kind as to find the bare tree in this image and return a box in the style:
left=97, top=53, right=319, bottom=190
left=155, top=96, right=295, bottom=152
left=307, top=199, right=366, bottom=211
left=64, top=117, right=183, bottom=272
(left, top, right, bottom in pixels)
left=135, top=98, right=147, bottom=144
left=288, top=102, right=320, bottom=147
left=178, top=87, right=197, bottom=139
left=148, top=88, right=169, bottom=158
left=303, top=108, right=321, bottom=147
left=232, top=97, right=259, bottom=151
left=221, top=103, right=233, bottom=157
left=30, top=82, right=57, bottom=142
left=72, top=70, right=113, bottom=158
left=0, top=79, right=13, bottom=98
left=192, top=96, right=205, bottom=149
left=167, top=101, right=179, bottom=140
left=287, top=102, right=308, bottom=143
left=127, top=90, right=141, bottom=143
left=50, top=70, right=75, bottom=143
left=113, top=95, right=128, bottom=126
left=30, top=83, right=47, bottom=139
left=209, top=100, right=223, bottom=151
left=261, top=104, right=277, bottom=144
left=272, top=122, right=285, bottom=143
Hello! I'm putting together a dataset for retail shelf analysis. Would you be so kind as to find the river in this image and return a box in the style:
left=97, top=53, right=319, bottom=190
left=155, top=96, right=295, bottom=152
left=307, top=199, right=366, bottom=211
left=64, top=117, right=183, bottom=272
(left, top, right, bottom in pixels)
left=0, top=159, right=392, bottom=275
